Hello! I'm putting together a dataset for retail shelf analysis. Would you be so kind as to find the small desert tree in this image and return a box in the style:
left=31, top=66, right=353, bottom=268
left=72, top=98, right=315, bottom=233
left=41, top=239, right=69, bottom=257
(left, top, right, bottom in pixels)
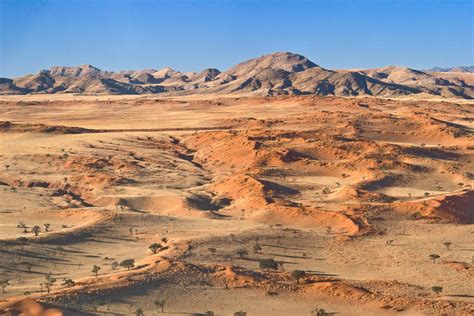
left=43, top=223, right=51, bottom=232
left=429, top=254, right=441, bottom=263
left=120, top=259, right=135, bottom=270
left=236, top=249, right=248, bottom=258
left=443, top=242, right=452, bottom=250
left=259, top=259, right=279, bottom=271
left=253, top=244, right=262, bottom=254
left=135, top=308, right=144, bottom=316
left=161, top=237, right=168, bottom=244
left=291, top=270, right=306, bottom=285
left=312, top=308, right=329, bottom=316
left=111, top=261, right=119, bottom=270
left=44, top=274, right=56, bottom=293
left=18, top=222, right=28, bottom=233
left=62, top=278, right=75, bottom=287
left=149, top=243, right=162, bottom=254
left=432, top=286, right=443, bottom=296
left=154, top=299, right=166, bottom=312
left=32, top=225, right=41, bottom=236
left=208, top=247, right=217, bottom=256
left=0, top=280, right=10, bottom=293
left=92, top=265, right=101, bottom=277
left=278, top=261, right=285, bottom=271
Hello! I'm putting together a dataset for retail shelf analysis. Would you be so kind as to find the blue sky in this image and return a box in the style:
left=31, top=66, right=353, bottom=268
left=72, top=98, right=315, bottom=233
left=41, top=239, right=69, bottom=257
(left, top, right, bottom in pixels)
left=0, top=0, right=472, bottom=77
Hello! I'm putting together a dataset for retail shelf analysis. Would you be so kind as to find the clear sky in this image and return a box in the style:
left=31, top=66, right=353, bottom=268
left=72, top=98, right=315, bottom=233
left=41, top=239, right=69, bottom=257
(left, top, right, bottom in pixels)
left=0, top=0, right=473, bottom=77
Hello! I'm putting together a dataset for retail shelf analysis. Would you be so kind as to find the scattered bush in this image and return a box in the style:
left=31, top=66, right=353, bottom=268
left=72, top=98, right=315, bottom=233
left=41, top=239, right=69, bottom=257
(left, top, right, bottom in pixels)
left=32, top=225, right=41, bottom=236
left=429, top=254, right=440, bottom=263
left=208, top=247, right=217, bottom=255
left=62, top=278, right=75, bottom=287
left=44, top=223, right=51, bottom=232
left=44, top=274, right=56, bottom=293
left=111, top=261, right=119, bottom=270
left=92, top=265, right=101, bottom=277
left=432, top=286, right=443, bottom=296
left=259, top=259, right=278, bottom=271
left=253, top=244, right=262, bottom=253
left=312, top=308, right=329, bottom=316
left=236, top=249, right=249, bottom=258
left=17, top=222, right=28, bottom=233
left=0, top=280, right=10, bottom=293
left=119, top=259, right=135, bottom=270
left=149, top=243, right=163, bottom=254
left=291, top=270, right=307, bottom=285
left=154, top=299, right=165, bottom=312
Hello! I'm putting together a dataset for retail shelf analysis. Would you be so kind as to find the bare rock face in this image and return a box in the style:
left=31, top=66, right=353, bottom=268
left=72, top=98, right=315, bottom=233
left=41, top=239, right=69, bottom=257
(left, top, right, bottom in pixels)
left=2, top=52, right=473, bottom=98
left=49, top=64, right=104, bottom=77
left=190, top=68, right=221, bottom=83
left=225, top=52, right=318, bottom=77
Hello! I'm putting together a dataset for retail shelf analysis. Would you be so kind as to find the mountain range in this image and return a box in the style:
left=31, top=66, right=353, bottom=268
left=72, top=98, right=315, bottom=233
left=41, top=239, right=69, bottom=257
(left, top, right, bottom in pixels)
left=423, top=65, right=474, bottom=73
left=1, top=52, right=473, bottom=99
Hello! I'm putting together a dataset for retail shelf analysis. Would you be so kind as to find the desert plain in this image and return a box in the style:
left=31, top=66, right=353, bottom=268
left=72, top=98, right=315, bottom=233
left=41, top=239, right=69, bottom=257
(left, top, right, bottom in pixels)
left=0, top=93, right=473, bottom=315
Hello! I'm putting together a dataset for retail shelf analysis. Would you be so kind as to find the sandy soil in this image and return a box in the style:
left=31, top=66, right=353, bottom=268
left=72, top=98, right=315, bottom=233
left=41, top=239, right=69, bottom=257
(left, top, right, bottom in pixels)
left=0, top=95, right=473, bottom=315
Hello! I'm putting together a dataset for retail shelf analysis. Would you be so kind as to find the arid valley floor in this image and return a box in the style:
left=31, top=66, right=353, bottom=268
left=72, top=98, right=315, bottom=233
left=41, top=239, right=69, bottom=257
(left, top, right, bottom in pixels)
left=0, top=94, right=473, bottom=315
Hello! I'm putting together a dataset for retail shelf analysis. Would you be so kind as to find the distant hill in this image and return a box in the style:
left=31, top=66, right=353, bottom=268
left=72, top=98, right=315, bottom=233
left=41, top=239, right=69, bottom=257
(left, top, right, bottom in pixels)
left=1, top=52, right=473, bottom=99
left=424, top=66, right=474, bottom=73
